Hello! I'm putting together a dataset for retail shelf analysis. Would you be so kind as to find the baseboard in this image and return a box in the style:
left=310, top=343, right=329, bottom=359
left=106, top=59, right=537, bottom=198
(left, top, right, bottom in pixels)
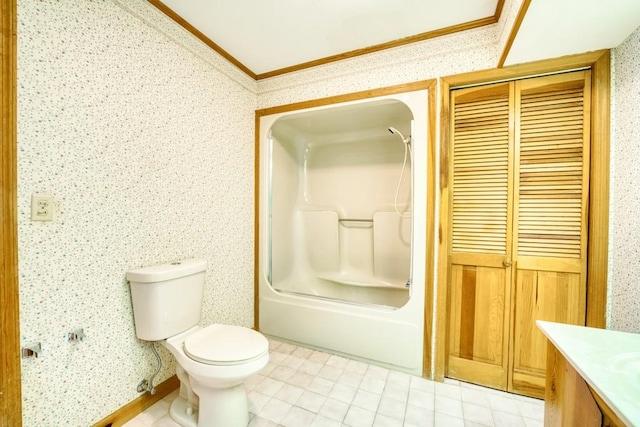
left=92, top=375, right=180, bottom=427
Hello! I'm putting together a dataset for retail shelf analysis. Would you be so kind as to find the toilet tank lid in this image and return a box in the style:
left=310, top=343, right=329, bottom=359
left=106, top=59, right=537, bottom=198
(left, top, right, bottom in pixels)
left=126, top=258, right=207, bottom=283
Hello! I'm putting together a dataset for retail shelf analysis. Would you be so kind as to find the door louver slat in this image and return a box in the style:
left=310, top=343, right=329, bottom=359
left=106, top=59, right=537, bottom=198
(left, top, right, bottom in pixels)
left=517, top=87, right=585, bottom=258
left=452, top=94, right=509, bottom=255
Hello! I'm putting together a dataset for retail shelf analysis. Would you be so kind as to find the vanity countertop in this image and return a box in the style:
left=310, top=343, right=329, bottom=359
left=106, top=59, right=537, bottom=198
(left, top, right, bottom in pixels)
left=537, top=321, right=640, bottom=426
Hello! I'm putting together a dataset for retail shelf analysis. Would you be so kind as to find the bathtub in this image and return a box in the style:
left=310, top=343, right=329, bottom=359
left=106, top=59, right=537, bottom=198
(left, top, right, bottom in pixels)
left=257, top=90, right=428, bottom=375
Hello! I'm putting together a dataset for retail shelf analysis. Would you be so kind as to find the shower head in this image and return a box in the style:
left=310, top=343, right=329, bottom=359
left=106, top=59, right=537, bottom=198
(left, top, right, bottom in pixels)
left=388, top=127, right=411, bottom=145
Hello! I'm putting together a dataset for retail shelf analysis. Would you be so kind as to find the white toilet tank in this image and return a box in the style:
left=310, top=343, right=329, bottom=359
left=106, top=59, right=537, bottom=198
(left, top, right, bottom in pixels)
left=127, top=258, right=207, bottom=341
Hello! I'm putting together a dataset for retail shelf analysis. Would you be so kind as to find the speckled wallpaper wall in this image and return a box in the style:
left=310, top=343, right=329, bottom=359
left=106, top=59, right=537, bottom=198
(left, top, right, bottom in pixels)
left=17, top=0, right=638, bottom=424
left=609, top=26, right=640, bottom=333
left=18, top=0, right=257, bottom=425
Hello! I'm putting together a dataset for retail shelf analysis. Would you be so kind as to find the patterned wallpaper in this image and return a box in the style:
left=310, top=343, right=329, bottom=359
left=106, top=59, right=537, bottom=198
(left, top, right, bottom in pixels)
left=16, top=0, right=638, bottom=424
left=18, top=0, right=257, bottom=424
left=609, top=26, right=640, bottom=333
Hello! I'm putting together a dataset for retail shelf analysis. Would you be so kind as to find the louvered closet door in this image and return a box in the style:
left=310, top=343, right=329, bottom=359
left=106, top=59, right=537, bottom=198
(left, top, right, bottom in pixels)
left=509, top=71, right=591, bottom=397
left=447, top=83, right=515, bottom=390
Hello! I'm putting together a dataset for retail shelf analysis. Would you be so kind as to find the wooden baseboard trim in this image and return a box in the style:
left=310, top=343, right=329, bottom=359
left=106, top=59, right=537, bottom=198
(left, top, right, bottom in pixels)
left=92, top=375, right=180, bottom=427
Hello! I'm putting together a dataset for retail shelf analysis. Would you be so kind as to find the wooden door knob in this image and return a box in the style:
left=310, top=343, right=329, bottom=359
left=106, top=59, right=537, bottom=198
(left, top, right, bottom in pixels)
left=503, top=259, right=512, bottom=267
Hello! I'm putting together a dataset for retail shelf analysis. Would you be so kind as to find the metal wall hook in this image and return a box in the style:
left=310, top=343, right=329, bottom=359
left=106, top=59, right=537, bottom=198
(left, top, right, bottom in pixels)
left=22, top=342, right=43, bottom=359
left=68, top=328, right=86, bottom=342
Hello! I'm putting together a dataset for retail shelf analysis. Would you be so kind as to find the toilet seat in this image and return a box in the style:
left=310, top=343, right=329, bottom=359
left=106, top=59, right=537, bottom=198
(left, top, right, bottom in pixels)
left=183, top=324, right=269, bottom=366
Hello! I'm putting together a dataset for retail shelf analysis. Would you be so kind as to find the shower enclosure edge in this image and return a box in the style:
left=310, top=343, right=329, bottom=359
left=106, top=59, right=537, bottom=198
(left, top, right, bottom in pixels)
left=258, top=90, right=428, bottom=375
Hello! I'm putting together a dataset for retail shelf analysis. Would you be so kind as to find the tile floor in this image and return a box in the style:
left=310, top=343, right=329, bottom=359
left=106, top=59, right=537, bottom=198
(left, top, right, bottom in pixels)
left=123, top=339, right=544, bottom=427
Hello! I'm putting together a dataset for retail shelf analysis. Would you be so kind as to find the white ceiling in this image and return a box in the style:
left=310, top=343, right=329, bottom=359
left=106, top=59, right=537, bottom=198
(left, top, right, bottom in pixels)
left=156, top=0, right=640, bottom=78
left=505, top=0, right=640, bottom=66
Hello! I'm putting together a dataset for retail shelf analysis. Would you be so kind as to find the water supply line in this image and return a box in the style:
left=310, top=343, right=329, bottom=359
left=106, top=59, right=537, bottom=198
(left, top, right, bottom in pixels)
left=388, top=127, right=412, bottom=218
left=137, top=341, right=162, bottom=395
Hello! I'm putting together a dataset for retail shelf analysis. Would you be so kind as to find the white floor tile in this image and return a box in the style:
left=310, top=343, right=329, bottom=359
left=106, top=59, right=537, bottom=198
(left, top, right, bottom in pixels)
left=387, top=370, right=412, bottom=387
left=277, top=342, right=298, bottom=354
left=493, top=410, right=526, bottom=427
left=318, top=397, right=350, bottom=422
left=460, top=386, right=491, bottom=406
left=318, top=364, right=344, bottom=382
left=248, top=415, right=279, bottom=427
left=260, top=398, right=293, bottom=424
left=311, top=414, right=342, bottom=427
left=326, top=354, right=350, bottom=369
left=328, top=383, right=357, bottom=404
left=248, top=390, right=271, bottom=413
left=515, top=399, right=545, bottom=421
left=255, top=377, right=285, bottom=397
left=408, top=388, right=435, bottom=410
left=282, top=355, right=306, bottom=370
left=344, top=359, right=369, bottom=375
left=337, top=371, right=363, bottom=388
left=151, top=414, right=180, bottom=427
left=275, top=383, right=305, bottom=405
left=309, top=351, right=332, bottom=365
left=486, top=393, right=519, bottom=415
left=372, top=412, right=403, bottom=427
left=270, top=365, right=296, bottom=382
left=247, top=373, right=267, bottom=391
left=352, top=388, right=382, bottom=412
left=435, top=382, right=462, bottom=400
left=462, top=401, right=494, bottom=426
left=382, top=382, right=409, bottom=403
left=121, top=418, right=148, bottom=427
left=300, top=360, right=325, bottom=376
left=366, top=364, right=390, bottom=379
left=411, top=376, right=436, bottom=394
left=435, top=395, right=464, bottom=418
left=523, top=416, right=544, bottom=427
left=434, top=412, right=464, bottom=427
left=377, top=396, right=406, bottom=421
left=405, top=404, right=435, bottom=427
left=281, top=406, right=316, bottom=427
left=132, top=400, right=169, bottom=425
left=359, top=375, right=386, bottom=395
left=268, top=351, right=289, bottom=365
left=296, top=390, right=327, bottom=413
left=129, top=339, right=545, bottom=427
left=291, top=347, right=314, bottom=359
left=288, top=370, right=315, bottom=389
left=343, top=404, right=376, bottom=427
left=308, top=376, right=336, bottom=396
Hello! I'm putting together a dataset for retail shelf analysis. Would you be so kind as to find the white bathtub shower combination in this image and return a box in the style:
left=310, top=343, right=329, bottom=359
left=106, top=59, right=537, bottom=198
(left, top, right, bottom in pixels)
left=258, top=90, right=428, bottom=374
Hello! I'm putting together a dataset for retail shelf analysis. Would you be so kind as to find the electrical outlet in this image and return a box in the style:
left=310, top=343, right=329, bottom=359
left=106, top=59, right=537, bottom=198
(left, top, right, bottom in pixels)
left=31, top=194, right=54, bottom=221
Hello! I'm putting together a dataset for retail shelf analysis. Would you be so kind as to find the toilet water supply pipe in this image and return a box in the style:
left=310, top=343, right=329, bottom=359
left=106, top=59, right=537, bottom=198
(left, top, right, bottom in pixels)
left=137, top=342, right=162, bottom=395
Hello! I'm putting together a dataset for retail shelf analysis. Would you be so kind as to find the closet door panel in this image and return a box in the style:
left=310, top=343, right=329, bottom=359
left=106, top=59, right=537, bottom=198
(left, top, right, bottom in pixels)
left=447, top=82, right=513, bottom=390
left=448, top=264, right=509, bottom=389
left=510, top=71, right=591, bottom=397
left=511, top=269, right=582, bottom=396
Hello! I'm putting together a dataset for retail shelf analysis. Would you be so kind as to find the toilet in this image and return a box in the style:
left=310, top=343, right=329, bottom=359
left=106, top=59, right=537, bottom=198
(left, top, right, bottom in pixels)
left=127, top=258, right=269, bottom=427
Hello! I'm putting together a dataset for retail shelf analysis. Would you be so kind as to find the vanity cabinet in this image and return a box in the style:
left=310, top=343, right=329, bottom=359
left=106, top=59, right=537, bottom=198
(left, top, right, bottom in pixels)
left=545, top=343, right=624, bottom=426
left=538, top=321, right=639, bottom=427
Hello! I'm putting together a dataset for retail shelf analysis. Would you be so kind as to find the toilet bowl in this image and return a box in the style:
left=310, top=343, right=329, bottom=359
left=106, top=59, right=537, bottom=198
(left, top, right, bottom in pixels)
left=164, top=325, right=269, bottom=427
left=126, top=258, right=270, bottom=427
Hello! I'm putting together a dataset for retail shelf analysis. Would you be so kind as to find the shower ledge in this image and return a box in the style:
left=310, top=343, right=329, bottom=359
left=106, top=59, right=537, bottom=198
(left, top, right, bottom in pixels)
left=318, top=273, right=408, bottom=289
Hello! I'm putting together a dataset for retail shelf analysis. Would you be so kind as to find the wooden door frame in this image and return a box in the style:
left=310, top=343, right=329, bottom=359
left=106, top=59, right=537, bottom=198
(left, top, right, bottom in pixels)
left=254, top=80, right=439, bottom=378
left=1, top=0, right=22, bottom=425
left=434, top=50, right=611, bottom=381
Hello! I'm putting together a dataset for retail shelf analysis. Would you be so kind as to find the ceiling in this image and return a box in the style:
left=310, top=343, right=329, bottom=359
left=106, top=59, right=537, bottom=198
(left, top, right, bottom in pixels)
left=151, top=0, right=640, bottom=79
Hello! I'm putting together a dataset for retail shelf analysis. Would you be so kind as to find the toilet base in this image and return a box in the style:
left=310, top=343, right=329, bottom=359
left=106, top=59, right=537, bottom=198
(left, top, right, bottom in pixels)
left=168, top=384, right=250, bottom=427
left=190, top=380, right=249, bottom=427
left=169, top=396, right=197, bottom=427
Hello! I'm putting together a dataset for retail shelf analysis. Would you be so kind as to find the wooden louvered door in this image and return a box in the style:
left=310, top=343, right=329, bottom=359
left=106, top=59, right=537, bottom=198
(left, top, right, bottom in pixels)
left=447, top=82, right=515, bottom=390
left=446, top=71, right=591, bottom=397
left=509, top=71, right=591, bottom=397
